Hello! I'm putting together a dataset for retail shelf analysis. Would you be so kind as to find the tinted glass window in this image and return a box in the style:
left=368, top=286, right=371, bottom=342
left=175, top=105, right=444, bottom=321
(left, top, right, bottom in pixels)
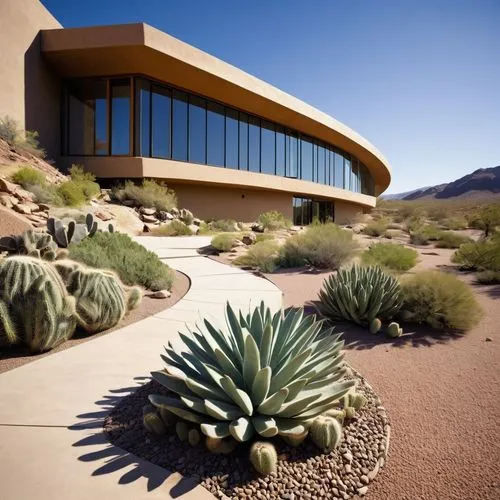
left=207, top=101, right=225, bottom=167
left=329, top=149, right=335, bottom=186
left=111, top=79, right=130, bottom=155
left=261, top=120, right=275, bottom=175
left=312, top=142, right=318, bottom=182
left=318, top=144, right=326, bottom=184
left=344, top=157, right=351, bottom=191
left=300, top=136, right=313, bottom=181
left=135, top=79, right=150, bottom=157
left=335, top=152, right=344, bottom=188
left=239, top=113, right=249, bottom=171
left=188, top=95, right=206, bottom=164
left=276, top=125, right=285, bottom=176
left=248, top=116, right=260, bottom=172
left=286, top=131, right=298, bottom=178
left=172, top=90, right=188, bottom=161
left=151, top=85, right=171, bottom=159
left=225, top=108, right=239, bottom=169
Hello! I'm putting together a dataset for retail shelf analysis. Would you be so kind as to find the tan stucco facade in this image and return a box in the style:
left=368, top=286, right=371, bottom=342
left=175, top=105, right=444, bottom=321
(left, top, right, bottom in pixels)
left=0, top=0, right=61, bottom=159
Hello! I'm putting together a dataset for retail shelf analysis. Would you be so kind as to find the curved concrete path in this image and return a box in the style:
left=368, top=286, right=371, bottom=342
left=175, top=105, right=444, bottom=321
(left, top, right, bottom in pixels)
left=0, top=236, right=282, bottom=499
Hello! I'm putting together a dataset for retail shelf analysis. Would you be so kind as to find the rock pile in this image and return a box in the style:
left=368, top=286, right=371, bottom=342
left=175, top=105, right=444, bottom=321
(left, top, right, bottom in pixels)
left=129, top=204, right=203, bottom=234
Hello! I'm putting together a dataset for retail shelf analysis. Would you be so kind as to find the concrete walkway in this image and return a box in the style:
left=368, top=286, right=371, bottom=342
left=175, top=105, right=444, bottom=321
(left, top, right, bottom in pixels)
left=0, top=236, right=283, bottom=499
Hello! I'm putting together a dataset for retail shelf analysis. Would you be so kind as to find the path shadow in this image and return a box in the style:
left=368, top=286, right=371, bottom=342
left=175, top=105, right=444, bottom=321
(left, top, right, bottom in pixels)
left=69, top=376, right=199, bottom=497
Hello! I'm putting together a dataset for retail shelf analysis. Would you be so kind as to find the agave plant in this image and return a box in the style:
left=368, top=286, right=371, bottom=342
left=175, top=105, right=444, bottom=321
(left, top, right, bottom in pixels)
left=149, top=302, right=354, bottom=443
left=318, top=265, right=402, bottom=326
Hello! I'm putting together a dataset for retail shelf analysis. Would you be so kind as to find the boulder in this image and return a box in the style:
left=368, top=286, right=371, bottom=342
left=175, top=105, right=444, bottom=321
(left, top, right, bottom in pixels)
left=142, top=224, right=152, bottom=233
left=188, top=224, right=200, bottom=235
left=0, top=177, right=18, bottom=195
left=122, top=199, right=135, bottom=206
left=0, top=193, right=13, bottom=209
left=170, top=207, right=180, bottom=217
left=251, top=223, right=265, bottom=233
left=192, top=217, right=202, bottom=226
left=242, top=232, right=257, bottom=245
left=13, top=203, right=33, bottom=215
left=35, top=203, right=50, bottom=212
left=94, top=210, right=113, bottom=221
left=147, top=289, right=172, bottom=299
left=157, top=211, right=174, bottom=221
left=13, top=187, right=34, bottom=202
left=180, top=208, right=194, bottom=223
left=141, top=214, right=158, bottom=224
left=232, top=239, right=245, bottom=248
left=140, top=206, right=156, bottom=216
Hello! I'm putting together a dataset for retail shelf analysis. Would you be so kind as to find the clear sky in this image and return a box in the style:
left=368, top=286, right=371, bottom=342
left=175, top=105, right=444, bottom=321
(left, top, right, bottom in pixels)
left=41, top=0, right=500, bottom=194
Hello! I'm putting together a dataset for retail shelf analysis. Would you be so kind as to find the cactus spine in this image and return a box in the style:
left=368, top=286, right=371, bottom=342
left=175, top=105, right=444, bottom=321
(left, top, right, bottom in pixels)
left=0, top=299, right=18, bottom=345
left=387, top=322, right=403, bottom=338
left=369, top=318, right=382, bottom=334
left=250, top=442, right=278, bottom=475
left=309, top=415, right=342, bottom=451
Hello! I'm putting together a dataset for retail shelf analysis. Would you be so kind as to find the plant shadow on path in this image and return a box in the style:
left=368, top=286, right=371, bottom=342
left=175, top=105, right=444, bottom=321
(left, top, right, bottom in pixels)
left=305, top=301, right=465, bottom=350
left=69, top=376, right=199, bottom=498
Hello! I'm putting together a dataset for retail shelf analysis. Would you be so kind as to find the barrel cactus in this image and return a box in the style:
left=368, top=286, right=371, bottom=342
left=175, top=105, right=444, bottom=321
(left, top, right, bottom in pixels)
left=369, top=318, right=382, bottom=334
left=250, top=442, right=278, bottom=475
left=387, top=322, right=403, bottom=338
left=318, top=265, right=403, bottom=326
left=67, top=268, right=139, bottom=333
left=309, top=415, right=342, bottom=451
left=149, top=302, right=354, bottom=447
left=143, top=405, right=166, bottom=435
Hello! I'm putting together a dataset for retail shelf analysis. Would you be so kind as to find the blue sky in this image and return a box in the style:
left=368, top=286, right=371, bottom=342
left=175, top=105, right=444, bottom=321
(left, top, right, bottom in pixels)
left=42, top=0, right=499, bottom=194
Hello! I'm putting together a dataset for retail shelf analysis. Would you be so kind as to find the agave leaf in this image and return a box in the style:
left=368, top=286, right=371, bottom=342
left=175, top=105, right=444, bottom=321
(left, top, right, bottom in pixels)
left=275, top=417, right=309, bottom=436
left=204, top=399, right=245, bottom=420
left=258, top=388, right=289, bottom=415
left=283, top=378, right=309, bottom=402
left=243, top=333, right=261, bottom=389
left=186, top=377, right=232, bottom=402
left=214, top=347, right=245, bottom=386
left=148, top=394, right=207, bottom=424
left=151, top=371, right=193, bottom=398
left=252, top=415, right=278, bottom=437
left=180, top=394, right=208, bottom=414
left=251, top=366, right=271, bottom=407
left=200, top=421, right=231, bottom=438
left=269, top=348, right=313, bottom=394
left=276, top=393, right=322, bottom=418
left=220, top=375, right=253, bottom=415
left=229, top=416, right=254, bottom=442
left=259, top=323, right=273, bottom=368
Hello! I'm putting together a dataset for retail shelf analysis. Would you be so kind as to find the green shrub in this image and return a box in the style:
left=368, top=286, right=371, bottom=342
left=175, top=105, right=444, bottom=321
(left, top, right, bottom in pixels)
left=363, top=218, right=388, bottom=237
left=209, top=219, right=240, bottom=232
left=211, top=233, right=239, bottom=252
left=468, top=204, right=500, bottom=237
left=68, top=165, right=100, bottom=199
left=400, top=271, right=483, bottom=330
left=11, top=166, right=46, bottom=189
left=258, top=211, right=292, bottom=231
left=442, top=217, right=468, bottom=230
left=255, top=233, right=275, bottom=243
left=234, top=240, right=280, bottom=272
left=361, top=243, right=418, bottom=271
left=69, top=232, right=174, bottom=291
left=0, top=115, right=45, bottom=158
left=409, top=224, right=441, bottom=245
left=152, top=220, right=192, bottom=236
left=112, top=179, right=177, bottom=211
left=435, top=232, right=473, bottom=249
left=476, top=270, right=500, bottom=284
left=452, top=237, right=500, bottom=271
left=280, top=223, right=358, bottom=270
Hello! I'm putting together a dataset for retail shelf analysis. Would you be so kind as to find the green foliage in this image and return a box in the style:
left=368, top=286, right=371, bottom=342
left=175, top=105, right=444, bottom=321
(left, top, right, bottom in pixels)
left=11, top=166, right=46, bottom=189
left=257, top=211, right=292, bottom=231
left=69, top=231, right=174, bottom=291
left=209, top=219, right=240, bottom=232
left=211, top=233, right=239, bottom=252
left=452, top=236, right=500, bottom=271
left=442, top=217, right=468, bottom=230
left=112, top=179, right=177, bottom=211
left=363, top=218, right=389, bottom=237
left=149, top=302, right=354, bottom=447
left=152, top=220, right=193, bottom=236
left=309, top=415, right=342, bottom=451
left=468, top=204, right=500, bottom=237
left=0, top=256, right=76, bottom=352
left=409, top=224, right=441, bottom=245
left=435, top=232, right=473, bottom=249
left=400, top=270, right=483, bottom=330
left=0, top=115, right=45, bottom=157
left=280, top=223, right=358, bottom=270
left=476, top=270, right=500, bottom=284
left=250, top=442, right=278, bottom=475
left=361, top=243, right=418, bottom=271
left=0, top=229, right=58, bottom=261
left=67, top=165, right=100, bottom=200
left=318, top=265, right=403, bottom=325
left=233, top=240, right=279, bottom=272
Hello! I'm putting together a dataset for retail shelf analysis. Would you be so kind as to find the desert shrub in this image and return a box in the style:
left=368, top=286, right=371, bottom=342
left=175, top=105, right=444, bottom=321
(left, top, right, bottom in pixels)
left=255, top=233, right=275, bottom=243
left=361, top=243, right=418, bottom=271
left=234, top=240, right=280, bottom=272
left=435, top=232, right=473, bottom=249
left=442, top=217, right=468, bottom=230
left=112, top=179, right=177, bottom=211
left=468, top=204, right=500, bottom=237
left=152, top=220, right=192, bottom=236
left=210, top=219, right=240, bottom=232
left=280, top=223, right=358, bottom=270
left=452, top=237, right=500, bottom=271
left=476, top=270, right=500, bottom=284
left=0, top=115, right=45, bottom=158
left=362, top=218, right=388, bottom=237
left=400, top=271, right=482, bottom=330
left=409, top=224, right=441, bottom=245
left=258, top=211, right=292, bottom=231
left=211, top=233, right=239, bottom=252
left=68, top=165, right=100, bottom=199
left=69, top=231, right=174, bottom=291
left=55, top=181, right=87, bottom=207
left=11, top=166, right=46, bottom=189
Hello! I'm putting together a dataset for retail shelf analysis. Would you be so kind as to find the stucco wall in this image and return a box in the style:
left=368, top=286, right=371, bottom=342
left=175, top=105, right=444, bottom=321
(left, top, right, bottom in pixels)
left=0, top=0, right=61, bottom=159
left=168, top=183, right=293, bottom=222
left=334, top=201, right=363, bottom=225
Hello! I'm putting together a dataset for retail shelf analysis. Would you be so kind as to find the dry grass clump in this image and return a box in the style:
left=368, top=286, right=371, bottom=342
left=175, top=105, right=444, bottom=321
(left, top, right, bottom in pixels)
left=152, top=220, right=192, bottom=236
left=211, top=233, right=240, bottom=252
left=112, top=179, right=177, bottom=211
left=234, top=240, right=280, bottom=273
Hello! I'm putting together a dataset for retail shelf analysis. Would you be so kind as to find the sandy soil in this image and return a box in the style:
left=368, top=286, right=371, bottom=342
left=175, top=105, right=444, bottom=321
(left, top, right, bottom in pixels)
left=265, top=249, right=500, bottom=500
left=0, top=205, right=32, bottom=237
left=0, top=270, right=190, bottom=374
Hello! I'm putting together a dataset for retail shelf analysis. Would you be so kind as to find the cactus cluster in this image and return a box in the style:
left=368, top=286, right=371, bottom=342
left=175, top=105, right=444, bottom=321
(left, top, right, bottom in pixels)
left=145, top=302, right=355, bottom=474
left=0, top=230, right=58, bottom=261
left=387, top=322, right=403, bottom=338
left=47, top=213, right=114, bottom=248
left=318, top=265, right=403, bottom=326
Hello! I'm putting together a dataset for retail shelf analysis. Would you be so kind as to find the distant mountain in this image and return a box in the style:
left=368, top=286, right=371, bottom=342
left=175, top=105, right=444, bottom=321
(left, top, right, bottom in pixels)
left=386, top=165, right=500, bottom=201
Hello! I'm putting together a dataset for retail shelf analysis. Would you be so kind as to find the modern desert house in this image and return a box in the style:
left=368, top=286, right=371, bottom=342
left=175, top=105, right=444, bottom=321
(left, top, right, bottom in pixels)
left=1, top=0, right=391, bottom=223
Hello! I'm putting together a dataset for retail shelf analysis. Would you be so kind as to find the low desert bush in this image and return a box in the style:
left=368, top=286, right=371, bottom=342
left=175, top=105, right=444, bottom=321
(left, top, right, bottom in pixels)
left=409, top=224, right=441, bottom=245
left=435, top=232, right=473, bottom=249
left=468, top=204, right=500, bottom=237
left=112, top=179, right=177, bottom=211
left=452, top=236, right=500, bottom=271
left=11, top=166, right=46, bottom=189
left=234, top=240, right=280, bottom=272
left=0, top=115, right=45, bottom=158
left=152, top=220, right=192, bottom=236
left=209, top=219, right=240, bottom=232
left=361, top=243, right=418, bottom=271
left=69, top=231, right=174, bottom=291
left=363, top=218, right=388, bottom=237
left=442, top=217, right=468, bottom=230
left=211, top=233, right=239, bottom=252
left=258, top=211, right=292, bottom=231
left=400, top=270, right=482, bottom=330
left=476, top=270, right=500, bottom=284
left=280, top=223, right=358, bottom=270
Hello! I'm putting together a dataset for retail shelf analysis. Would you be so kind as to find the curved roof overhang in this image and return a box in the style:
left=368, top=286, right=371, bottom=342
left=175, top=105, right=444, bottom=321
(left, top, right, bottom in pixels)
left=42, top=23, right=391, bottom=194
